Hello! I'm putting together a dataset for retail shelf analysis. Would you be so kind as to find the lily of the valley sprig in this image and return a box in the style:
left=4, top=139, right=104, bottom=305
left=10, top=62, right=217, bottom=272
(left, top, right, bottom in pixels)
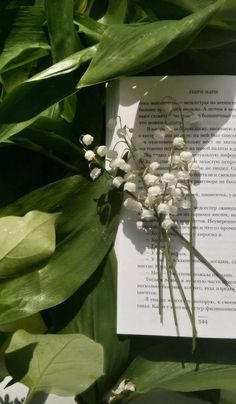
left=81, top=98, right=231, bottom=350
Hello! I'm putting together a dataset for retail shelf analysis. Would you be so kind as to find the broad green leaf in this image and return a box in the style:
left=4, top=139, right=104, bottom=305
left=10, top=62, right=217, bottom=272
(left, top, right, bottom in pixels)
left=5, top=330, right=104, bottom=397
left=120, top=340, right=236, bottom=394
left=0, top=7, right=50, bottom=74
left=79, top=3, right=220, bottom=87
left=0, top=175, right=122, bottom=325
left=0, top=116, right=39, bottom=142
left=53, top=250, right=130, bottom=403
left=0, top=313, right=46, bottom=334
left=0, top=210, right=58, bottom=278
left=46, top=0, right=82, bottom=63
left=45, top=0, right=82, bottom=122
left=99, top=0, right=128, bottom=24
left=74, top=12, right=107, bottom=43
left=0, top=45, right=97, bottom=123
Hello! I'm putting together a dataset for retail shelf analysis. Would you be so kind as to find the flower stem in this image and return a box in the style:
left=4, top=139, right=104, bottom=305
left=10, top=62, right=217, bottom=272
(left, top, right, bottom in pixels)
left=157, top=223, right=163, bottom=323
left=171, top=227, right=232, bottom=289
left=188, top=181, right=196, bottom=350
left=163, top=234, right=179, bottom=332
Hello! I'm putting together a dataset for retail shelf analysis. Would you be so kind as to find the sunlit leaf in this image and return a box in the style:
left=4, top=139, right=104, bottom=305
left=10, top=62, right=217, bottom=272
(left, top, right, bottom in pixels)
left=0, top=46, right=97, bottom=123
left=0, top=6, right=50, bottom=74
left=0, top=175, right=122, bottom=325
left=5, top=330, right=104, bottom=397
left=79, top=3, right=220, bottom=87
left=0, top=210, right=58, bottom=278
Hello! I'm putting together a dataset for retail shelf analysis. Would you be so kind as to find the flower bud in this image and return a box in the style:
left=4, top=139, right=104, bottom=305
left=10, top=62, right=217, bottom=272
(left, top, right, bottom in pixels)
left=97, top=145, right=107, bottom=157
left=124, top=182, right=136, bottom=193
left=161, top=172, right=176, bottom=186
left=158, top=203, right=169, bottom=215
left=180, top=151, right=193, bottom=162
left=123, top=198, right=142, bottom=213
left=141, top=208, right=155, bottom=221
left=189, top=161, right=200, bottom=172
left=110, top=158, right=126, bottom=169
left=149, top=161, right=160, bottom=174
left=173, top=137, right=185, bottom=149
left=112, top=176, right=124, bottom=188
left=148, top=185, right=162, bottom=197
left=84, top=150, right=95, bottom=161
left=144, top=173, right=158, bottom=186
left=177, top=170, right=190, bottom=181
left=124, top=172, right=136, bottom=182
left=82, top=134, right=94, bottom=146
left=90, top=167, right=101, bottom=180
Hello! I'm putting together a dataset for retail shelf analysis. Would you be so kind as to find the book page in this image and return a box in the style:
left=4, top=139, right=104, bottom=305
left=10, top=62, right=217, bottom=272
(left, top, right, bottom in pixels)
left=106, top=75, right=236, bottom=338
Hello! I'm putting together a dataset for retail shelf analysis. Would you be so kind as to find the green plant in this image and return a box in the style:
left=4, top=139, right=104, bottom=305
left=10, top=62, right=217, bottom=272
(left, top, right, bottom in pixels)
left=0, top=1, right=236, bottom=403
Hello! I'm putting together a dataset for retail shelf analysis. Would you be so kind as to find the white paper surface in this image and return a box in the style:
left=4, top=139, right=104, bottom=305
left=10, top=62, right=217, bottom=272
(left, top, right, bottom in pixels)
left=106, top=75, right=236, bottom=338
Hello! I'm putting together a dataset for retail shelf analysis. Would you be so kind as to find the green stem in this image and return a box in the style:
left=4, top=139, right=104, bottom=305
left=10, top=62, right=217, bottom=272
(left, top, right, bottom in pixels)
left=188, top=181, right=196, bottom=349
left=163, top=234, right=179, bottom=332
left=163, top=229, right=197, bottom=348
left=171, top=227, right=232, bottom=289
left=157, top=222, right=163, bottom=322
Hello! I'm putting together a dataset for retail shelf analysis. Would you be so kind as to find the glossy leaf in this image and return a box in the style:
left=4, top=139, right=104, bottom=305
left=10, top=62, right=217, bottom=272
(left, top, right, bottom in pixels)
left=0, top=45, right=97, bottom=123
left=56, top=250, right=130, bottom=403
left=0, top=175, right=122, bottom=325
left=99, top=0, right=128, bottom=24
left=74, top=12, right=107, bottom=43
left=79, top=3, right=220, bottom=87
left=0, top=210, right=58, bottom=278
left=5, top=330, right=104, bottom=397
left=0, top=6, right=50, bottom=74
left=120, top=340, right=236, bottom=394
left=45, top=0, right=82, bottom=122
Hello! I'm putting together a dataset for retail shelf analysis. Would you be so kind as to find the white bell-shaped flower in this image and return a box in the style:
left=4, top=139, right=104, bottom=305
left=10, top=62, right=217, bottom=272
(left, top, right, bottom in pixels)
left=180, top=151, right=193, bottom=162
left=85, top=150, right=95, bottom=161
left=97, top=145, right=107, bottom=157
left=82, top=134, right=94, bottom=146
left=124, top=172, right=136, bottom=182
left=161, top=172, right=176, bottom=186
left=173, top=137, right=185, bottom=149
left=141, top=208, right=155, bottom=221
left=144, top=173, right=158, bottom=186
left=177, top=170, right=190, bottom=181
left=157, top=203, right=169, bottom=215
left=123, top=198, right=142, bottom=213
left=90, top=167, right=101, bottom=180
left=112, top=176, right=124, bottom=188
left=149, top=161, right=160, bottom=174
left=148, top=185, right=162, bottom=197
left=124, top=182, right=136, bottom=193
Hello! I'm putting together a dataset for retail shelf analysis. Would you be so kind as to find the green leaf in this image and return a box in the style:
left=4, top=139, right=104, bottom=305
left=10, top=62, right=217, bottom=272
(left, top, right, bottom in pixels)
left=0, top=116, right=39, bottom=142
left=53, top=250, right=130, bottom=403
left=45, top=0, right=82, bottom=122
left=99, top=0, right=128, bottom=24
left=0, top=175, right=122, bottom=325
left=0, top=45, right=97, bottom=123
left=5, top=330, right=104, bottom=397
left=0, top=210, right=58, bottom=279
left=0, top=6, right=50, bottom=74
left=79, top=2, right=221, bottom=87
left=74, top=12, right=107, bottom=43
left=120, top=340, right=236, bottom=394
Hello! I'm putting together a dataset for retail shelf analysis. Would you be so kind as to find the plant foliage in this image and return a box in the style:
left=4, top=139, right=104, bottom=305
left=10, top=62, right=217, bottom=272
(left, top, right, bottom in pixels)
left=0, top=0, right=235, bottom=403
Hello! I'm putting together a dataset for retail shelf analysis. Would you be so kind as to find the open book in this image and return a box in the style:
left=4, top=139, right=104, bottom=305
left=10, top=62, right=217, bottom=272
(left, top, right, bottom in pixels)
left=106, top=75, right=236, bottom=338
